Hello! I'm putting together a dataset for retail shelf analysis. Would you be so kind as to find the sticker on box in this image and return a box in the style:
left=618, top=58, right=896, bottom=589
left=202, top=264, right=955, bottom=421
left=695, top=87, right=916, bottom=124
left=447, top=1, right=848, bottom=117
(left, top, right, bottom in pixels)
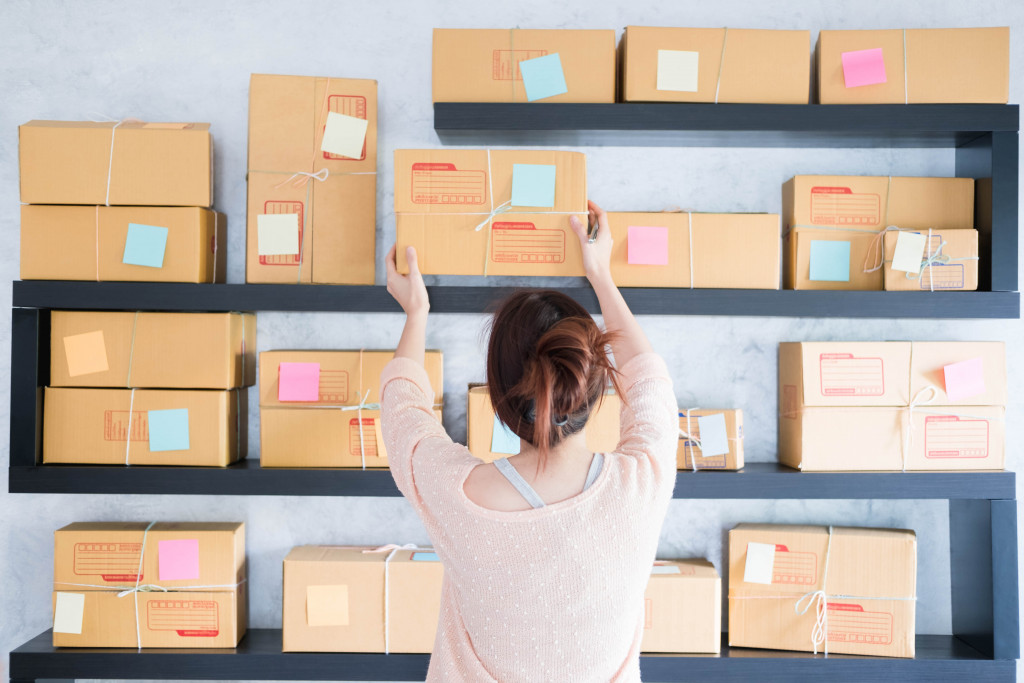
left=258, top=201, right=304, bottom=265
left=349, top=417, right=380, bottom=457
left=491, top=221, right=565, bottom=264
left=819, top=353, right=885, bottom=397
left=411, top=163, right=486, bottom=205
left=826, top=602, right=893, bottom=645
left=492, top=49, right=548, bottom=80
left=322, top=95, right=367, bottom=161
left=147, top=599, right=219, bottom=637
left=810, top=186, right=880, bottom=226
left=74, top=541, right=143, bottom=581
left=924, top=415, right=990, bottom=459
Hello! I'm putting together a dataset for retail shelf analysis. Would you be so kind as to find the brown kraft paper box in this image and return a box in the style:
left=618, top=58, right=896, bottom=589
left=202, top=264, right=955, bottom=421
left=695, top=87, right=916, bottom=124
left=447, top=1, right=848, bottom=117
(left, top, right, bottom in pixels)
left=247, top=74, right=376, bottom=285
left=259, top=350, right=443, bottom=468
left=619, top=27, right=810, bottom=104
left=282, top=545, right=442, bottom=652
left=20, top=120, right=213, bottom=206
left=43, top=388, right=247, bottom=466
left=729, top=524, right=916, bottom=657
left=882, top=228, right=979, bottom=291
left=51, top=311, right=256, bottom=389
left=676, top=409, right=744, bottom=470
left=817, top=28, right=1009, bottom=104
left=394, top=149, right=587, bottom=276
left=641, top=559, right=721, bottom=654
left=433, top=29, right=616, bottom=103
left=782, top=176, right=974, bottom=290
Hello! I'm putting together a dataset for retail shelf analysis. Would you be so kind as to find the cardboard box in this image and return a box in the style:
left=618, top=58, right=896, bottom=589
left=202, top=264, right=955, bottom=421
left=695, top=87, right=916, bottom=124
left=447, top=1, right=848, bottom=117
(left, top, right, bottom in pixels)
left=282, top=545, right=442, bottom=653
left=433, top=29, right=615, bottom=103
left=677, top=409, right=744, bottom=470
left=259, top=350, right=443, bottom=468
left=466, top=385, right=619, bottom=462
left=21, top=206, right=226, bottom=283
left=52, top=522, right=245, bottom=648
left=608, top=212, right=780, bottom=289
left=782, top=176, right=974, bottom=290
left=641, top=559, right=721, bottom=653
left=43, top=387, right=247, bottom=466
left=246, top=74, right=376, bottom=284
left=729, top=524, right=916, bottom=657
left=51, top=311, right=255, bottom=389
left=19, top=120, right=212, bottom=206
left=619, top=27, right=810, bottom=104
left=394, top=149, right=587, bottom=276
left=882, top=228, right=979, bottom=291
left=817, top=28, right=1009, bottom=104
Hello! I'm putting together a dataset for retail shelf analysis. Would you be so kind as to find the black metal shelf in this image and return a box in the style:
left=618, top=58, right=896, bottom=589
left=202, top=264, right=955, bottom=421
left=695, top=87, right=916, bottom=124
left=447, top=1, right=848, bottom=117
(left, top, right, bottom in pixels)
left=9, top=630, right=1013, bottom=683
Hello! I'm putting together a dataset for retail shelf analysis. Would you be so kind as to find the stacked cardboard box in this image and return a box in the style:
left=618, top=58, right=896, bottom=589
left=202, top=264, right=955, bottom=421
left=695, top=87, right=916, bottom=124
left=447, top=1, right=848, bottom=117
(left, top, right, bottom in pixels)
left=641, top=559, right=721, bottom=653
left=259, top=350, right=444, bottom=468
left=43, top=311, right=255, bottom=466
left=19, top=120, right=224, bottom=283
left=881, top=228, right=979, bottom=291
left=677, top=409, right=744, bottom=470
left=52, top=522, right=247, bottom=647
left=282, top=545, right=442, bottom=652
left=779, top=341, right=1006, bottom=471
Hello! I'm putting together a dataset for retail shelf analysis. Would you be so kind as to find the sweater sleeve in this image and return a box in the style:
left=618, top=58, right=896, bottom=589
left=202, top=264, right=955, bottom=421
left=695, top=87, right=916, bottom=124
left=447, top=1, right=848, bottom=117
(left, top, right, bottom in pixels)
left=613, top=352, right=678, bottom=496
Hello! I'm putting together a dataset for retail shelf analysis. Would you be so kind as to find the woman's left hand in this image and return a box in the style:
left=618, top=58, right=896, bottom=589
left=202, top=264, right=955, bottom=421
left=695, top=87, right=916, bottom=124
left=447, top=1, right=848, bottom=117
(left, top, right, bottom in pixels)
left=386, top=244, right=430, bottom=317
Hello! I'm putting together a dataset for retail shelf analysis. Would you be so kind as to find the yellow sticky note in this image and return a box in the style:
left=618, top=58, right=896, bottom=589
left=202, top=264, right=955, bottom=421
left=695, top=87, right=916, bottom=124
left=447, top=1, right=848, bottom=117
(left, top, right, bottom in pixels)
left=63, top=330, right=109, bottom=377
left=257, top=213, right=300, bottom=256
left=321, top=111, right=368, bottom=159
left=53, top=592, right=85, bottom=634
left=307, top=584, right=349, bottom=626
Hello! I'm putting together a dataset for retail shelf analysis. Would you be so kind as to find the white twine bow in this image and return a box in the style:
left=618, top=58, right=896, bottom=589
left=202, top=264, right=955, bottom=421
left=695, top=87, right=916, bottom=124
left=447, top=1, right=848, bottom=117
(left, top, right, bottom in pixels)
left=363, top=543, right=424, bottom=654
left=474, top=199, right=512, bottom=232
left=274, top=168, right=330, bottom=189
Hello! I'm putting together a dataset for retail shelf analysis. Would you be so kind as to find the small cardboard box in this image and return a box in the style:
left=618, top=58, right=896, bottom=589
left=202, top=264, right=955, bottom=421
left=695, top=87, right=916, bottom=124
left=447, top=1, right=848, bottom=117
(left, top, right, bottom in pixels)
left=259, top=350, right=443, bottom=468
left=246, top=74, right=376, bottom=285
left=608, top=212, right=780, bottom=289
left=21, top=206, right=226, bottom=283
left=466, top=385, right=620, bottom=462
left=817, top=28, right=1009, bottom=104
left=882, top=229, right=979, bottom=291
left=677, top=409, right=744, bottom=470
left=729, top=524, right=917, bottom=657
left=283, top=545, right=442, bottom=653
left=394, top=149, right=587, bottom=276
left=782, top=176, right=974, bottom=290
left=433, top=29, right=616, bottom=103
left=51, top=311, right=256, bottom=389
left=619, top=27, right=810, bottom=104
left=641, top=559, right=721, bottom=653
left=19, top=120, right=213, bottom=206
left=43, top=387, right=247, bottom=466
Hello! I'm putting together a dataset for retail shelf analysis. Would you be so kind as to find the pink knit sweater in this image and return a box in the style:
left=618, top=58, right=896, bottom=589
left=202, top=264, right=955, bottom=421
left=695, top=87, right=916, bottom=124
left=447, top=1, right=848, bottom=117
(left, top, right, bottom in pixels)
left=380, top=353, right=678, bottom=682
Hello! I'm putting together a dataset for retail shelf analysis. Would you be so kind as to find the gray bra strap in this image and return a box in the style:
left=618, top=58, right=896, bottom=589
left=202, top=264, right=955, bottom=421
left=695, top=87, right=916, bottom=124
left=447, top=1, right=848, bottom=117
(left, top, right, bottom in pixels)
left=583, top=453, right=604, bottom=491
left=493, top=458, right=546, bottom=509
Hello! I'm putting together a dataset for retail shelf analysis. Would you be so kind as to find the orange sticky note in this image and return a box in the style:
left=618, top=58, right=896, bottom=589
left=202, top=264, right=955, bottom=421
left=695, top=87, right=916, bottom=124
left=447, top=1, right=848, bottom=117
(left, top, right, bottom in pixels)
left=307, top=585, right=350, bottom=626
left=63, top=330, right=109, bottom=377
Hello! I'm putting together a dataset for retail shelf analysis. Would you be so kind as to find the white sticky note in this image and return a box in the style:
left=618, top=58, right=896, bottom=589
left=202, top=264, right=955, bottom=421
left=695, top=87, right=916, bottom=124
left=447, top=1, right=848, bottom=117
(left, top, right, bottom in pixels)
left=657, top=50, right=699, bottom=92
left=257, top=213, right=300, bottom=256
left=891, top=231, right=928, bottom=272
left=651, top=565, right=682, bottom=575
left=321, top=111, right=368, bottom=159
left=53, top=592, right=85, bottom=634
left=697, top=413, right=729, bottom=457
left=743, top=542, right=776, bottom=585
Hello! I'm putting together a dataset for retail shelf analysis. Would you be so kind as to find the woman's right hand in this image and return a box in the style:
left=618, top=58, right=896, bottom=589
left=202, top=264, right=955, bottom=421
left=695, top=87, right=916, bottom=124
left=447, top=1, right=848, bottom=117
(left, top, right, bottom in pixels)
left=569, top=200, right=613, bottom=286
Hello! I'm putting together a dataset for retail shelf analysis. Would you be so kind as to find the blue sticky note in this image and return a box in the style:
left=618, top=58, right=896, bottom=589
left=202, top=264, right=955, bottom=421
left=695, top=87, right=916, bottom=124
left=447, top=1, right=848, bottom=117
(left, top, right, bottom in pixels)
left=412, top=552, right=440, bottom=562
left=511, top=164, right=557, bottom=208
left=148, top=409, right=190, bottom=452
left=123, top=223, right=169, bottom=268
left=519, top=53, right=568, bottom=101
left=491, top=414, right=521, bottom=455
left=809, top=240, right=851, bottom=282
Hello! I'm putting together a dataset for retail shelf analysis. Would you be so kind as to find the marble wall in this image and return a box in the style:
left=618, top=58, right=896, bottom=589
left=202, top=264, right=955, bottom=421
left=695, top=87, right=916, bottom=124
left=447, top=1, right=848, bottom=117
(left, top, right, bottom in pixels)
left=1, top=0, right=1021, bottom=680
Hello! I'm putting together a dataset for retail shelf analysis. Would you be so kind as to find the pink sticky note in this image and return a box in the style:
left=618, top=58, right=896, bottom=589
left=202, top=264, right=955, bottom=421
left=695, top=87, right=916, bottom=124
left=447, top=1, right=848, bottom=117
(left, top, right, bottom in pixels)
left=158, top=539, right=200, bottom=581
left=842, top=48, right=887, bottom=88
left=279, top=362, right=320, bottom=402
left=627, top=226, right=669, bottom=266
left=943, top=357, right=986, bottom=402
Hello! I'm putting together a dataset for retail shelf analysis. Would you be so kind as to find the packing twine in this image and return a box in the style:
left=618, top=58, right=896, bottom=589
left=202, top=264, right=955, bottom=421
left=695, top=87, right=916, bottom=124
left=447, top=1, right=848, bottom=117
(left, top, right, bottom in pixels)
left=903, top=29, right=909, bottom=105
left=863, top=227, right=978, bottom=292
left=363, top=543, right=427, bottom=655
left=714, top=28, right=729, bottom=104
left=679, top=407, right=703, bottom=472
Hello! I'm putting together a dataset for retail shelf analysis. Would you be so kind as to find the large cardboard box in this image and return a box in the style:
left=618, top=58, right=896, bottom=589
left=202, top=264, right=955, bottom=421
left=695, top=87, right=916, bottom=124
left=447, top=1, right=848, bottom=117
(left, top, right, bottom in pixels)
left=882, top=228, right=979, bottom=292
left=52, top=522, right=246, bottom=648
left=608, top=212, right=779, bottom=289
left=259, top=350, right=443, bottom=468
left=394, top=149, right=587, bottom=276
left=51, top=311, right=256, bottom=389
left=19, top=120, right=212, bottom=206
left=782, top=176, right=974, bottom=290
left=729, top=524, right=916, bottom=657
left=433, top=29, right=615, bottom=103
left=619, top=27, right=810, bottom=104
left=817, top=28, right=1009, bottom=104
left=283, top=545, right=443, bottom=653
left=641, top=559, right=721, bottom=653
left=466, top=385, right=620, bottom=462
left=246, top=74, right=376, bottom=284
left=677, top=409, right=744, bottom=470
left=21, top=206, right=226, bottom=283
left=43, top=387, right=247, bottom=466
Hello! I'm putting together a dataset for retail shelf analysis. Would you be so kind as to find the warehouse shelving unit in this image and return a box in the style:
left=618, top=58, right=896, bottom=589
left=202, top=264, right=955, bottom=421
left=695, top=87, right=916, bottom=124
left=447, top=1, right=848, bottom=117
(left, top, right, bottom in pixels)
left=7, top=103, right=1020, bottom=681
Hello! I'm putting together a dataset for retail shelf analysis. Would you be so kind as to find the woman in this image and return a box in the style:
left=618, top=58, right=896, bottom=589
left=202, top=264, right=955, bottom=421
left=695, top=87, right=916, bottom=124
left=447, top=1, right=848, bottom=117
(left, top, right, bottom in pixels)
left=381, top=201, right=678, bottom=682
